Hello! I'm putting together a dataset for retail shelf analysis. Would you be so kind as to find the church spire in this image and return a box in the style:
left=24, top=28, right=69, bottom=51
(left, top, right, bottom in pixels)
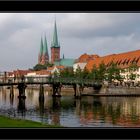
left=51, top=19, right=59, bottom=48
left=40, top=37, right=43, bottom=56
left=44, top=35, right=49, bottom=57
left=38, top=37, right=44, bottom=64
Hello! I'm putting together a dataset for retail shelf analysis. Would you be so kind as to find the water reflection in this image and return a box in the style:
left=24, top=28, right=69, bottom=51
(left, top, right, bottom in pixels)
left=0, top=87, right=140, bottom=127
left=17, top=97, right=26, bottom=117
left=51, top=97, right=61, bottom=125
left=10, top=93, right=14, bottom=106
left=39, top=98, right=44, bottom=116
left=52, top=97, right=61, bottom=109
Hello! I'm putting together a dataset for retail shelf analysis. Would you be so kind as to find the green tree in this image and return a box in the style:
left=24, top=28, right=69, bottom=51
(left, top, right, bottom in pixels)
left=89, top=64, right=99, bottom=81
left=128, top=62, right=139, bottom=81
left=106, top=62, right=122, bottom=83
left=60, top=67, right=74, bottom=78
left=98, top=62, right=106, bottom=81
left=74, top=66, right=82, bottom=78
left=82, top=67, right=90, bottom=79
left=33, top=63, right=54, bottom=71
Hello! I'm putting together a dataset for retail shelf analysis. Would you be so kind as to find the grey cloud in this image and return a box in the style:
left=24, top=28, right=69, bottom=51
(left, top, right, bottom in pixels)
left=0, top=13, right=140, bottom=71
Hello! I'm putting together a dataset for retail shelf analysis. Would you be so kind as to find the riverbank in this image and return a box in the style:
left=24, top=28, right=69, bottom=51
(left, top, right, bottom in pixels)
left=0, top=115, right=63, bottom=127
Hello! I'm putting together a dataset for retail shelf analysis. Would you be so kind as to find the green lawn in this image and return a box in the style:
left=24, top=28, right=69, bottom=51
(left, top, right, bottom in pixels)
left=0, top=115, right=62, bottom=127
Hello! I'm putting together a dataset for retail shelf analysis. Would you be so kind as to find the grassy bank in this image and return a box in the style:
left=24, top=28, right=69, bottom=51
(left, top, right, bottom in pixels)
left=0, top=115, right=62, bottom=127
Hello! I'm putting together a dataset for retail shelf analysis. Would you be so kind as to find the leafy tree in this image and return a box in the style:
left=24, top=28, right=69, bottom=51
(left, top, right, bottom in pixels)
left=89, top=64, right=99, bottom=81
left=74, top=66, right=82, bottom=78
left=128, top=62, right=139, bottom=81
left=106, top=62, right=122, bottom=83
left=82, top=67, right=90, bottom=79
left=60, top=67, right=74, bottom=78
left=33, top=63, right=54, bottom=71
left=98, top=62, right=106, bottom=81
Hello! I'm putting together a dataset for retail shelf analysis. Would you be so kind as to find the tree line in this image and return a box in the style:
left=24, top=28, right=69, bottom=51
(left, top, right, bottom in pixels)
left=57, top=61, right=139, bottom=84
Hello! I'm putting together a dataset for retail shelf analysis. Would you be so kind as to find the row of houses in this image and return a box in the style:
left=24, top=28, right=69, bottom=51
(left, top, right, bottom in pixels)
left=8, top=65, right=65, bottom=78
left=7, top=49, right=140, bottom=83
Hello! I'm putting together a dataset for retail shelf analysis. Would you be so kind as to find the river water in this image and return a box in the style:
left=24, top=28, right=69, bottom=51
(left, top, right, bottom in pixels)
left=0, top=86, right=140, bottom=127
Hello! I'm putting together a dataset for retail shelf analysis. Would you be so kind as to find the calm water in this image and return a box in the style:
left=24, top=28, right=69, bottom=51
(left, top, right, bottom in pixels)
left=0, top=86, right=140, bottom=127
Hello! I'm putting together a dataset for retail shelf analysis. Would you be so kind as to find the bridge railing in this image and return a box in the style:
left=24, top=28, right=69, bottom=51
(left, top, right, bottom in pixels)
left=0, top=76, right=102, bottom=86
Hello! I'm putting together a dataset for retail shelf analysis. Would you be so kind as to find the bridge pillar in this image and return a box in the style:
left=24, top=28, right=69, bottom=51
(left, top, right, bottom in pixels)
left=73, top=84, right=82, bottom=98
left=39, top=84, right=44, bottom=101
left=52, top=83, right=62, bottom=97
left=17, top=83, right=27, bottom=99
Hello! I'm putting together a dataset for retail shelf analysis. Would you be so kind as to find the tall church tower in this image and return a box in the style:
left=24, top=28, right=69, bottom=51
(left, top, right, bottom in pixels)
left=38, top=37, right=43, bottom=64
left=51, top=20, right=60, bottom=63
left=38, top=36, right=49, bottom=65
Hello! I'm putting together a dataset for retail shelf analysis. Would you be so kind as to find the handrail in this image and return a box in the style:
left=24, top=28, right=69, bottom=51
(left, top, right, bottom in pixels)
left=0, top=76, right=102, bottom=86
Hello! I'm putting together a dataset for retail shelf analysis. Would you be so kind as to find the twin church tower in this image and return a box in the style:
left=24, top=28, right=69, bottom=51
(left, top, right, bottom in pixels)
left=38, top=20, right=60, bottom=65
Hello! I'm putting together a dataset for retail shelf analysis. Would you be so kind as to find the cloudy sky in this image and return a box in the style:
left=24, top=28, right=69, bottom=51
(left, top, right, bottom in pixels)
left=0, top=13, right=140, bottom=71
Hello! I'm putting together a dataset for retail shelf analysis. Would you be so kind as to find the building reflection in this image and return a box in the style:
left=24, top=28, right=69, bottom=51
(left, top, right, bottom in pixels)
left=77, top=97, right=140, bottom=127
left=1, top=85, right=140, bottom=127
left=51, top=97, right=61, bottom=126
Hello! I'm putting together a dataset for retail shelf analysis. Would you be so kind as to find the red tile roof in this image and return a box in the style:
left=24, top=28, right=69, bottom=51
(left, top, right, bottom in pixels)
left=86, top=49, right=140, bottom=71
left=78, top=53, right=100, bottom=63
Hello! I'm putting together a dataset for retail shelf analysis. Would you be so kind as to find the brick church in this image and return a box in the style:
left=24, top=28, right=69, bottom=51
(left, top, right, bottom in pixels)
left=38, top=20, right=75, bottom=67
left=38, top=20, right=60, bottom=65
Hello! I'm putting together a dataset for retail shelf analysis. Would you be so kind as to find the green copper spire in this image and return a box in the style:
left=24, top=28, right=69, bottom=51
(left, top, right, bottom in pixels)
left=40, top=37, right=43, bottom=55
left=51, top=20, right=60, bottom=48
left=44, top=35, right=49, bottom=57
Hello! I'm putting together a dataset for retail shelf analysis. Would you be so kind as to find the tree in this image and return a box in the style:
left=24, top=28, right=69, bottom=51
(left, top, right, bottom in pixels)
left=82, top=67, right=90, bottom=79
left=89, top=64, right=99, bottom=81
left=60, top=67, right=74, bottom=78
left=106, top=62, right=122, bottom=83
left=33, top=63, right=54, bottom=71
left=98, top=62, right=106, bottom=81
left=128, top=62, right=139, bottom=82
left=74, top=66, right=82, bottom=78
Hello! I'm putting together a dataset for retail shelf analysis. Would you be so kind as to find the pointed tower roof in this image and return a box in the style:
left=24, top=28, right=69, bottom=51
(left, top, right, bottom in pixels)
left=51, top=20, right=60, bottom=48
left=43, top=35, right=49, bottom=57
left=40, top=37, right=43, bottom=55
